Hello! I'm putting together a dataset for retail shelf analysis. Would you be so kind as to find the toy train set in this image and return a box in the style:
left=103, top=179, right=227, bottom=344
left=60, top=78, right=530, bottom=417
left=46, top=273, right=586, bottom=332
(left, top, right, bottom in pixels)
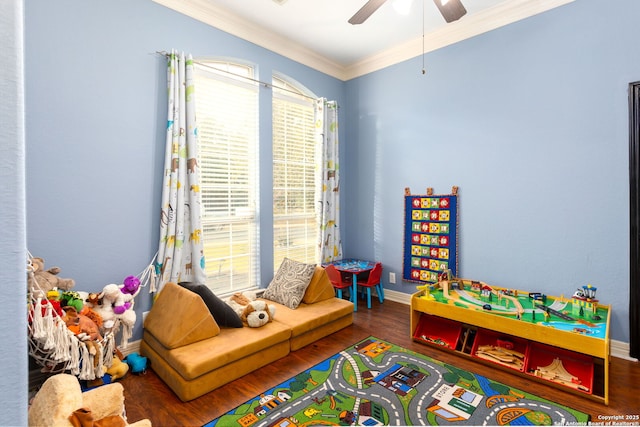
left=416, top=270, right=606, bottom=337
left=412, top=271, right=609, bottom=397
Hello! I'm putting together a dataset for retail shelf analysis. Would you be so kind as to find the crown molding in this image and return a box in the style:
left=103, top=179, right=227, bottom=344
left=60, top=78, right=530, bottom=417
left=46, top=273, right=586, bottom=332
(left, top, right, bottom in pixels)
left=152, top=0, right=575, bottom=81
left=345, top=0, right=576, bottom=79
left=151, top=0, right=349, bottom=80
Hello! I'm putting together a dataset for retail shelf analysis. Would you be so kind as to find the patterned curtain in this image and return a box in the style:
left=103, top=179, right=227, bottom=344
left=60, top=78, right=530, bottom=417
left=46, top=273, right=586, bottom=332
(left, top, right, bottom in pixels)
left=315, top=99, right=343, bottom=263
left=156, top=50, right=206, bottom=292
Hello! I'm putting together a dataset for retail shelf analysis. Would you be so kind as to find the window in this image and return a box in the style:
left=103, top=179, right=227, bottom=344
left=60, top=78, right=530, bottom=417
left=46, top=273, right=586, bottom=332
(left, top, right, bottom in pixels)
left=194, top=61, right=259, bottom=294
left=272, top=76, right=318, bottom=270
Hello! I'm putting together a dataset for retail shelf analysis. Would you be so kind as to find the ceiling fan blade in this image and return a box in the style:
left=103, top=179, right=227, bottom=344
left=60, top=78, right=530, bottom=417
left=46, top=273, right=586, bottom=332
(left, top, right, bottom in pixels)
left=348, top=0, right=389, bottom=25
left=433, top=0, right=467, bottom=23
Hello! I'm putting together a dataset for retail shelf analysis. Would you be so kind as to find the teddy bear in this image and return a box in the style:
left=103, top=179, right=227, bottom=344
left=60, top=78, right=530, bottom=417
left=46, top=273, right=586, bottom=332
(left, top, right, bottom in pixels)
left=225, top=291, right=276, bottom=328
left=27, top=257, right=75, bottom=298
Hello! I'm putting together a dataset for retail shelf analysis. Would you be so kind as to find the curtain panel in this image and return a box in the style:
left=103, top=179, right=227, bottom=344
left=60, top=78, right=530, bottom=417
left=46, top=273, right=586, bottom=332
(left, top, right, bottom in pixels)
left=315, top=99, right=343, bottom=263
left=156, top=50, right=206, bottom=291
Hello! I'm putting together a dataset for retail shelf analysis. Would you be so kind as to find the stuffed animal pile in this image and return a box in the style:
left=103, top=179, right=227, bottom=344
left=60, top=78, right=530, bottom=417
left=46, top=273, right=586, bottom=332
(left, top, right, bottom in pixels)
left=225, top=291, right=276, bottom=328
left=28, top=256, right=143, bottom=382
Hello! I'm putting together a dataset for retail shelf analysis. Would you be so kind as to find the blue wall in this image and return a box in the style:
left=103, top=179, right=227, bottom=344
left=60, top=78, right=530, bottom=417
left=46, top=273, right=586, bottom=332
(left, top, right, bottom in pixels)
left=343, top=0, right=640, bottom=343
left=24, top=0, right=345, bottom=342
left=21, top=0, right=638, bottom=358
left=10, top=0, right=639, bottom=420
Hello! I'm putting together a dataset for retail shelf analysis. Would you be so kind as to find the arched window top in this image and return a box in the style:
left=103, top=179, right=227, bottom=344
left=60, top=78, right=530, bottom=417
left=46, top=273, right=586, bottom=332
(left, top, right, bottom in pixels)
left=195, top=58, right=256, bottom=85
left=272, top=73, right=316, bottom=103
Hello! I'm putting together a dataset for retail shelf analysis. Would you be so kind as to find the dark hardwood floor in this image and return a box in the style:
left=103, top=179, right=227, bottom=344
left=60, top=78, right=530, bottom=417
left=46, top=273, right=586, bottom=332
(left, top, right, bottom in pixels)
left=121, top=299, right=640, bottom=427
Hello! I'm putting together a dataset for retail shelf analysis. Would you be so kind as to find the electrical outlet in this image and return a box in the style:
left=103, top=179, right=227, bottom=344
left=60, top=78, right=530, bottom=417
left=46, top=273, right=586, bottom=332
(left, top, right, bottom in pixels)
left=142, top=311, right=150, bottom=323
left=389, top=272, right=396, bottom=284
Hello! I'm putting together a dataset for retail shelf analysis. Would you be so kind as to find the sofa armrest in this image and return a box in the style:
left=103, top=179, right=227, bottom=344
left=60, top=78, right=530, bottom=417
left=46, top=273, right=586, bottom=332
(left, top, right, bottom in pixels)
left=81, top=382, right=125, bottom=420
left=144, top=282, right=220, bottom=348
left=302, top=266, right=336, bottom=304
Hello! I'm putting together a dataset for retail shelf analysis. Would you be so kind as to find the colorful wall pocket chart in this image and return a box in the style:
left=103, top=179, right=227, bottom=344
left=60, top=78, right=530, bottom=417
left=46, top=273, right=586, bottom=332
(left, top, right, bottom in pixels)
left=403, top=186, right=459, bottom=285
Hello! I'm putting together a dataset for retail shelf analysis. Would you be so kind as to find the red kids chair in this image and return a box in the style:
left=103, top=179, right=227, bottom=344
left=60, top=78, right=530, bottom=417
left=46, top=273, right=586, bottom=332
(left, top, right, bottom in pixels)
left=356, top=262, right=384, bottom=309
left=325, top=264, right=353, bottom=301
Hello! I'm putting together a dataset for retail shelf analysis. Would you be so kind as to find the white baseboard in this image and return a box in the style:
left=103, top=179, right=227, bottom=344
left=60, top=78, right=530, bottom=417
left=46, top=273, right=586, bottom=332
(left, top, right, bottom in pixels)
left=611, top=339, right=637, bottom=361
left=383, top=288, right=412, bottom=305
left=383, top=289, right=636, bottom=361
left=120, top=340, right=141, bottom=357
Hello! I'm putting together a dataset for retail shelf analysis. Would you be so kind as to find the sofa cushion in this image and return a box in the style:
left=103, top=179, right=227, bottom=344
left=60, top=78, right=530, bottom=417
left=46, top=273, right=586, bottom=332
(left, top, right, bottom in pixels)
left=143, top=320, right=291, bottom=381
left=144, top=282, right=220, bottom=349
left=302, top=266, right=337, bottom=304
left=179, top=282, right=243, bottom=328
left=263, top=258, right=316, bottom=309
left=262, top=297, right=353, bottom=338
left=141, top=336, right=290, bottom=402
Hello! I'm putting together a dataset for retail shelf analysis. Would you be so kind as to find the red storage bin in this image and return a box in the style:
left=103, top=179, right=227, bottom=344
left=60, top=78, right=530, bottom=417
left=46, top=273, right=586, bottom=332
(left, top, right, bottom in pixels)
left=413, top=313, right=462, bottom=350
left=526, top=342, right=594, bottom=394
left=471, top=328, right=529, bottom=372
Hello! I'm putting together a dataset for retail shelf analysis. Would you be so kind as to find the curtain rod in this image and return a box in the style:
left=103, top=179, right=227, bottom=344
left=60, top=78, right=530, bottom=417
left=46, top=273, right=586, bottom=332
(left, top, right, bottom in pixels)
left=155, top=50, right=332, bottom=104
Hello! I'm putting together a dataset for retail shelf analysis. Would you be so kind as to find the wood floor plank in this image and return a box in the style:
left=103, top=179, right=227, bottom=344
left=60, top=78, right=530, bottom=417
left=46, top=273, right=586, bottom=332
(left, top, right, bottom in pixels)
left=121, top=299, right=640, bottom=427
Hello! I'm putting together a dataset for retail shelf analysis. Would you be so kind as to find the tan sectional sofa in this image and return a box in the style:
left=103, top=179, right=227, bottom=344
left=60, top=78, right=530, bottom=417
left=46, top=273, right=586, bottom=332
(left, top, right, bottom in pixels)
left=140, top=266, right=353, bottom=401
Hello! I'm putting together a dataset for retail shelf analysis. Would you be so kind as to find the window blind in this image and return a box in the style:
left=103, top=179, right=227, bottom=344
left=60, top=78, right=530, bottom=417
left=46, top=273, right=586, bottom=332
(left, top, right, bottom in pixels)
left=195, top=63, right=259, bottom=293
left=272, top=80, right=318, bottom=270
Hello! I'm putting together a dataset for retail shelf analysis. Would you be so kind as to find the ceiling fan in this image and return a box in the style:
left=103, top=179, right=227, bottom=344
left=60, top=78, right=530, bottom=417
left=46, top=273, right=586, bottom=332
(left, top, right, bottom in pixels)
left=348, top=0, right=467, bottom=25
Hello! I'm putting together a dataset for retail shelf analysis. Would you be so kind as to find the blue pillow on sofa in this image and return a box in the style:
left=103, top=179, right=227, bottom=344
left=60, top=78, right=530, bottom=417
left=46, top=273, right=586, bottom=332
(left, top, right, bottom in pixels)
left=178, top=282, right=243, bottom=328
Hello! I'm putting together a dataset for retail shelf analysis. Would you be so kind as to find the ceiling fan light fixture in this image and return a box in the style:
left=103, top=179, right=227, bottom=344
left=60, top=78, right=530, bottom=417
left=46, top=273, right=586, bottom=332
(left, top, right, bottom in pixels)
left=433, top=0, right=467, bottom=23
left=392, top=0, right=413, bottom=15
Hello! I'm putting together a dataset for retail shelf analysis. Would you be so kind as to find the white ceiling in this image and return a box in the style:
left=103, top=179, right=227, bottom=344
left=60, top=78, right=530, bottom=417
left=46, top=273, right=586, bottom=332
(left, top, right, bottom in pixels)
left=152, top=0, right=575, bottom=80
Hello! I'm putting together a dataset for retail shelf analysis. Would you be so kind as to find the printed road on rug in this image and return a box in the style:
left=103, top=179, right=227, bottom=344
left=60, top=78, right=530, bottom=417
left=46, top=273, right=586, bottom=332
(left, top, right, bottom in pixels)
left=205, top=336, right=590, bottom=426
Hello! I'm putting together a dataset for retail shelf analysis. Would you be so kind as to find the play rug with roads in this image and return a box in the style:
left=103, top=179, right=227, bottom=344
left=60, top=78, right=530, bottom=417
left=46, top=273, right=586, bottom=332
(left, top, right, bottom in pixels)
left=205, top=336, right=589, bottom=426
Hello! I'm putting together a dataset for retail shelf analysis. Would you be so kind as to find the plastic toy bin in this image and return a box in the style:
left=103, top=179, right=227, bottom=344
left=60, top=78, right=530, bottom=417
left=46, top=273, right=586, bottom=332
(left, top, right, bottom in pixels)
left=471, top=328, right=529, bottom=372
left=413, top=313, right=462, bottom=350
left=526, top=342, right=594, bottom=395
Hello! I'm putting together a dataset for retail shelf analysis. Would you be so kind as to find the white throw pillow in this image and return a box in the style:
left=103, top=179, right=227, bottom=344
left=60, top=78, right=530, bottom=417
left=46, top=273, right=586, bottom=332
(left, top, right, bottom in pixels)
left=263, top=258, right=316, bottom=309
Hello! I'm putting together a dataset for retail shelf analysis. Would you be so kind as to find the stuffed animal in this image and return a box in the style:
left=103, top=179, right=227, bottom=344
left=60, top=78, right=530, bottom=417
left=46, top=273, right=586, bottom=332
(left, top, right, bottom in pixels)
left=124, top=352, right=148, bottom=374
left=85, top=292, right=102, bottom=308
left=99, top=284, right=133, bottom=315
left=47, top=289, right=61, bottom=301
left=85, top=292, right=117, bottom=331
left=225, top=291, right=258, bottom=315
left=79, top=306, right=103, bottom=330
left=62, top=306, right=103, bottom=369
left=241, top=300, right=276, bottom=328
left=226, top=292, right=276, bottom=328
left=105, top=355, right=129, bottom=381
left=62, top=306, right=103, bottom=343
left=96, top=279, right=139, bottom=347
left=121, top=275, right=141, bottom=296
left=27, top=257, right=75, bottom=298
left=60, top=290, right=84, bottom=312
